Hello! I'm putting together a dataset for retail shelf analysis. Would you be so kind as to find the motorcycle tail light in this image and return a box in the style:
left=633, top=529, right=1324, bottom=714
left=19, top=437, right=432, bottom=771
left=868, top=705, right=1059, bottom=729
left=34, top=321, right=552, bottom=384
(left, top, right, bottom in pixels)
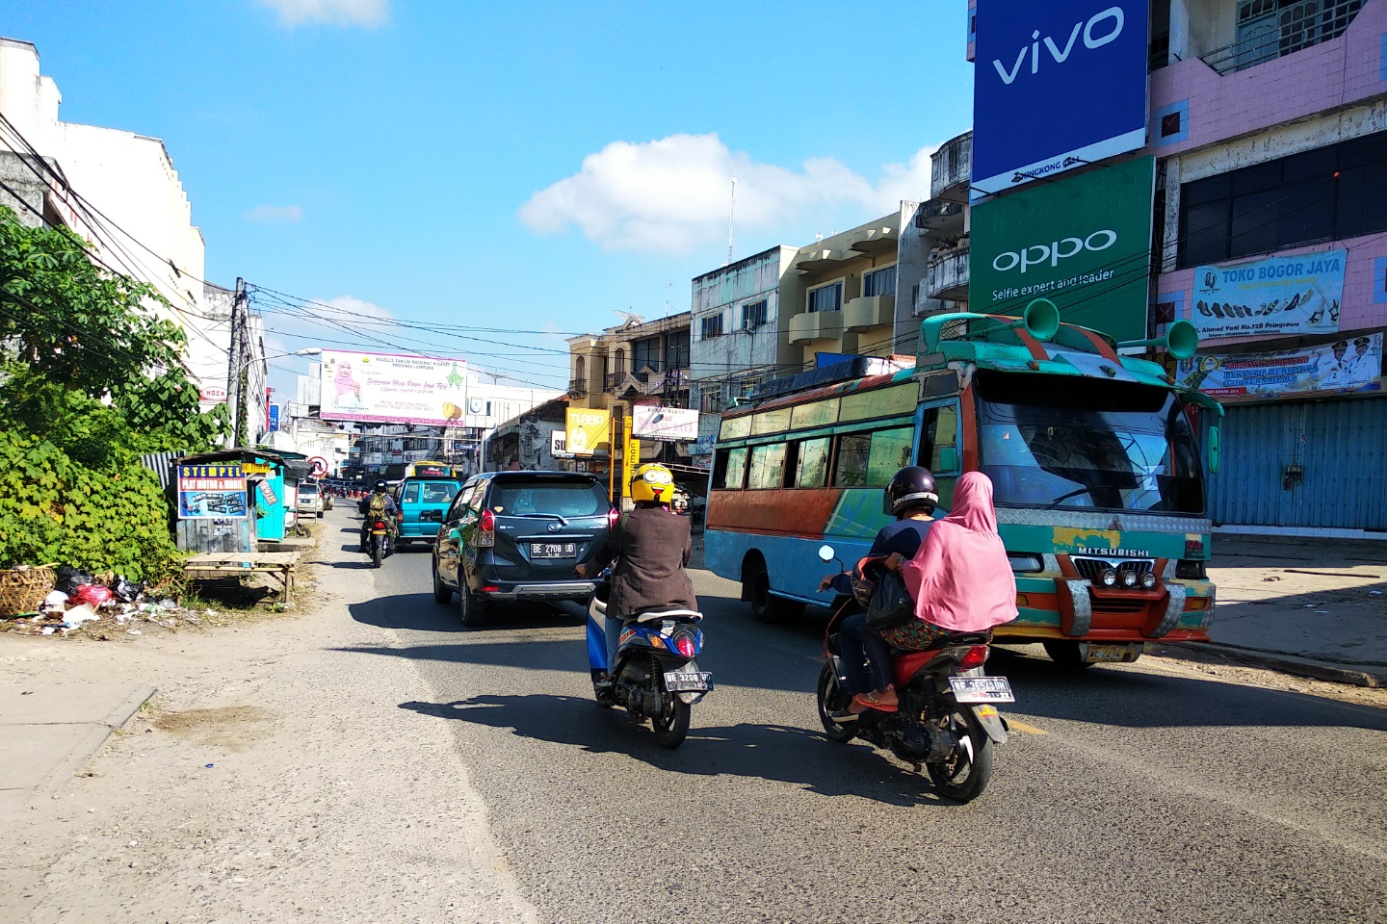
left=673, top=633, right=697, bottom=659
left=958, top=645, right=989, bottom=670
left=477, top=509, right=495, bottom=547
left=374, top=521, right=387, bottom=529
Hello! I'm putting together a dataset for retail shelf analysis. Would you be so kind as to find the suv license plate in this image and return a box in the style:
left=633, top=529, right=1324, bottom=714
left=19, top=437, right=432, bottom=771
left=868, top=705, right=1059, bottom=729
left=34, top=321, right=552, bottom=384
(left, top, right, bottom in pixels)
left=1084, top=643, right=1142, bottom=663
left=532, top=542, right=577, bottom=559
left=949, top=676, right=1015, bottom=703
left=663, top=670, right=713, bottom=692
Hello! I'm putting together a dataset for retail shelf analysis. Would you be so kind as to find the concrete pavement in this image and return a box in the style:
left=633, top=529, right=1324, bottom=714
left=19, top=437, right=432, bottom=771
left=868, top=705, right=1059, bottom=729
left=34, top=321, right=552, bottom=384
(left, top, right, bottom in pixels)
left=0, top=682, right=155, bottom=822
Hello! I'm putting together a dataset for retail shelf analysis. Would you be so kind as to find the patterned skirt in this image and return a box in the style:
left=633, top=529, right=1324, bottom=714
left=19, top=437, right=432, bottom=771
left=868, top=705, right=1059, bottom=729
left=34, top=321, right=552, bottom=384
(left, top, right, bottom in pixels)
left=880, top=618, right=952, bottom=651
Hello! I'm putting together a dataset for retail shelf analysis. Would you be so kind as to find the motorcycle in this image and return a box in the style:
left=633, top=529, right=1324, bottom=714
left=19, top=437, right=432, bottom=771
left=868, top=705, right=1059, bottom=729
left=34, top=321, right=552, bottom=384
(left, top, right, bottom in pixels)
left=585, top=576, right=711, bottom=749
left=814, top=545, right=1013, bottom=802
left=365, top=517, right=392, bottom=568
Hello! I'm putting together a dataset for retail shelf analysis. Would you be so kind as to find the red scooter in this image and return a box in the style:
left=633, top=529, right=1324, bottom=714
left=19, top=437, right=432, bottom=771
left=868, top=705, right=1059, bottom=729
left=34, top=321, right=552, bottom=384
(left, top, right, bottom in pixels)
left=814, top=545, right=1013, bottom=803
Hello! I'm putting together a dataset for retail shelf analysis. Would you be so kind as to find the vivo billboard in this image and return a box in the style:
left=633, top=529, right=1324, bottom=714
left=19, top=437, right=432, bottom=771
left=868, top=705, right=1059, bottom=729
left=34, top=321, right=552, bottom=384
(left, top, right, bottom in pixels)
left=969, top=156, right=1155, bottom=342
left=971, top=0, right=1149, bottom=199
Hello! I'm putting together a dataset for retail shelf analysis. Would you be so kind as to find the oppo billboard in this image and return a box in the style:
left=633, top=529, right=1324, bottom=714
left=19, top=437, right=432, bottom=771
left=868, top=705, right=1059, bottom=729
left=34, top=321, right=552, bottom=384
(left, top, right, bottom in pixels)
left=969, top=156, right=1156, bottom=342
left=971, top=0, right=1150, bottom=199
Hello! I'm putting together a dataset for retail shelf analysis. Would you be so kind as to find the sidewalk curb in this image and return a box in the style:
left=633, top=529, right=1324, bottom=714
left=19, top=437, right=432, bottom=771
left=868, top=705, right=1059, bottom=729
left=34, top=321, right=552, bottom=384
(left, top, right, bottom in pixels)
left=1166, top=642, right=1385, bottom=688
left=31, top=684, right=156, bottom=802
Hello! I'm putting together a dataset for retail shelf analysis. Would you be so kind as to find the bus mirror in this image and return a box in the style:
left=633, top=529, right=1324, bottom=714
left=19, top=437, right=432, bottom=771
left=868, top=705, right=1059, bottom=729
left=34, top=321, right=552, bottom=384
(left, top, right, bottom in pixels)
left=1207, top=425, right=1221, bottom=475
left=937, top=446, right=960, bottom=472
left=817, top=544, right=835, bottom=563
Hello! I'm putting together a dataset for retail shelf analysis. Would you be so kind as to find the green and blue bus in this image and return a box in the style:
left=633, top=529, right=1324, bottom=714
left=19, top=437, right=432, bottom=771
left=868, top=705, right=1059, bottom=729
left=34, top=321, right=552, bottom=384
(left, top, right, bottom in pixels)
left=704, top=301, right=1223, bottom=667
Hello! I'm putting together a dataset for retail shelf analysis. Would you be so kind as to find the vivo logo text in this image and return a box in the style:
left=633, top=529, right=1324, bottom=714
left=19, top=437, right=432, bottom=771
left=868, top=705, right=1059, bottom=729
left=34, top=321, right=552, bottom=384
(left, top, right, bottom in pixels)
left=992, top=6, right=1125, bottom=86
left=992, top=230, right=1117, bottom=274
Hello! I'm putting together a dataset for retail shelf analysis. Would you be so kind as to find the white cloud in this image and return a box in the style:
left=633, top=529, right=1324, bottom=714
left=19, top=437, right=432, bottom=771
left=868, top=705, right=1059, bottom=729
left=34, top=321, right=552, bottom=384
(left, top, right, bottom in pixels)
left=258, top=0, right=388, bottom=27
left=518, top=133, right=937, bottom=255
left=245, top=203, right=304, bottom=223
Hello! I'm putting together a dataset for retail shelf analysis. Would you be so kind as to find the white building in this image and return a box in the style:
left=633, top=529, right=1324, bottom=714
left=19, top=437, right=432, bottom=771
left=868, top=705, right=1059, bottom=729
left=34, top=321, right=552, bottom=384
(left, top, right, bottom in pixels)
left=0, top=37, right=251, bottom=416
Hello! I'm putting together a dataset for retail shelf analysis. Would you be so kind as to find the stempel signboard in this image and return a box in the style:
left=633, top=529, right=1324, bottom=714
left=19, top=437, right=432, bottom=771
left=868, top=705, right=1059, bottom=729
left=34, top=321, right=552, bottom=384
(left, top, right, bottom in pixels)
left=177, top=463, right=248, bottom=519
left=319, top=351, right=469, bottom=427
left=969, top=156, right=1155, bottom=342
left=971, top=0, right=1150, bottom=199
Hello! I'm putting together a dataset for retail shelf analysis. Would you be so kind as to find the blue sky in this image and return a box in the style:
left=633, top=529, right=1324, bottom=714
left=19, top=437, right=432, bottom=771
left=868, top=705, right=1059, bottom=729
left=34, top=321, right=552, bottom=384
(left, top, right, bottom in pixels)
left=7, top=0, right=974, bottom=395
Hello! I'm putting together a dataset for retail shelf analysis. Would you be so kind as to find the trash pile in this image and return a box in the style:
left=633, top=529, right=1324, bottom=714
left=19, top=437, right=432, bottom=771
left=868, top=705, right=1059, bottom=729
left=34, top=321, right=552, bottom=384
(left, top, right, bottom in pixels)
left=1, top=565, right=213, bottom=637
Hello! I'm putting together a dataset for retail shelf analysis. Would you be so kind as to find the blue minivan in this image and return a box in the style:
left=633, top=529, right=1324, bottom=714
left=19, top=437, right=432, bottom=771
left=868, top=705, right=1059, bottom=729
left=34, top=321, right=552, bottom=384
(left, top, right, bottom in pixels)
left=395, top=475, right=463, bottom=546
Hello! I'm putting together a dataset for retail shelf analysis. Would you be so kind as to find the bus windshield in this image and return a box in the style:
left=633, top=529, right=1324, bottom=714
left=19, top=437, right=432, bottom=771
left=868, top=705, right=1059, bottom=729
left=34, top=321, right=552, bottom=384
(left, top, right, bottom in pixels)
left=975, top=371, right=1204, bottom=515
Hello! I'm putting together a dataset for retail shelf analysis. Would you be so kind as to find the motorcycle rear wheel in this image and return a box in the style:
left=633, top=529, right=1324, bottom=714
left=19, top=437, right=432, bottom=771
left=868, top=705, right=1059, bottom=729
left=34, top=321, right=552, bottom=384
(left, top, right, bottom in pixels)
left=925, top=706, right=993, bottom=803
left=816, top=661, right=856, bottom=743
left=370, top=538, right=382, bottom=568
left=650, top=667, right=691, bottom=749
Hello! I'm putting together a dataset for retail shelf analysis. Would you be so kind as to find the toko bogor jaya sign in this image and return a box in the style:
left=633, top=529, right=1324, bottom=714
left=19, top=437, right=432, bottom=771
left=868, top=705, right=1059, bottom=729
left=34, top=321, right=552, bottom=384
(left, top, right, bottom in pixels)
left=971, top=0, right=1150, bottom=199
left=319, top=350, right=470, bottom=427
left=969, top=156, right=1155, bottom=342
left=1191, top=249, right=1347, bottom=338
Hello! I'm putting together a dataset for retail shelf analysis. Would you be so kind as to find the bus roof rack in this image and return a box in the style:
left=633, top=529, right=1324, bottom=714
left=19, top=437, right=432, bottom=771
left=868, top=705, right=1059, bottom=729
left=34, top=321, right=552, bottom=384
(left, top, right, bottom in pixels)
left=750, top=356, right=906, bottom=402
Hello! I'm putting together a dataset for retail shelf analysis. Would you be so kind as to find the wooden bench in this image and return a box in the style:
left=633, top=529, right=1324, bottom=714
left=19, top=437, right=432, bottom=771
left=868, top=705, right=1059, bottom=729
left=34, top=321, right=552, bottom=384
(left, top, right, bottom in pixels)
left=182, top=551, right=300, bottom=600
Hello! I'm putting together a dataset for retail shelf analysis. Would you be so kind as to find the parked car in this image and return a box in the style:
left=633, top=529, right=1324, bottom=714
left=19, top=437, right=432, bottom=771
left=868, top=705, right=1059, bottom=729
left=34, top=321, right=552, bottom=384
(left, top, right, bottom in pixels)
left=296, top=480, right=323, bottom=519
left=432, top=471, right=614, bottom=627
left=395, top=474, right=463, bottom=546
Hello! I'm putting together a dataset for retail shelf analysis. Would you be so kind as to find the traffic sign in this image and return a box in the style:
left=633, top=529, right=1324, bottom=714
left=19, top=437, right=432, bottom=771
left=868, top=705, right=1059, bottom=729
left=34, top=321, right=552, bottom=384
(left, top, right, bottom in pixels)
left=309, top=456, right=329, bottom=477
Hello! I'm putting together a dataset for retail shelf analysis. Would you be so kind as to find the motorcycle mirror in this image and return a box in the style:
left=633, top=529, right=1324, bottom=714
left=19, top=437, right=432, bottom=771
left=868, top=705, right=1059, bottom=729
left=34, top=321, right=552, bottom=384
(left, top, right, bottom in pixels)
left=817, top=544, right=835, bottom=563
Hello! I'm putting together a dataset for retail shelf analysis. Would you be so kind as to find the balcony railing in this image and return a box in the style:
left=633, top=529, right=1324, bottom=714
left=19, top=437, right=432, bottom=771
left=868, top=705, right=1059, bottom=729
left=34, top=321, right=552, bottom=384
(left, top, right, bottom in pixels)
left=926, top=244, right=970, bottom=302
left=605, top=372, right=625, bottom=391
left=930, top=131, right=972, bottom=200
left=567, top=377, right=586, bottom=397
left=1200, top=0, right=1363, bottom=75
left=915, top=199, right=965, bottom=231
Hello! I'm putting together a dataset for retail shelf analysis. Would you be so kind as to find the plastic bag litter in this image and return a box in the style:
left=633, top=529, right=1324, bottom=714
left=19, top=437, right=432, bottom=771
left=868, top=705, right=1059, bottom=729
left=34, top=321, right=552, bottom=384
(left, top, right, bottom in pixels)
left=73, top=584, right=114, bottom=607
left=54, top=566, right=96, bottom=596
left=60, top=603, right=100, bottom=628
left=111, top=577, right=145, bottom=603
left=39, top=590, right=69, bottom=615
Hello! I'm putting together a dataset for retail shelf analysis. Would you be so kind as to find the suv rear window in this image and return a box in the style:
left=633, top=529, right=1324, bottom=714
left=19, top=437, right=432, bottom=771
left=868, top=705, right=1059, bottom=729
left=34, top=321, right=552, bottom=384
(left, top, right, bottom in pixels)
left=489, top=480, right=608, bottom=517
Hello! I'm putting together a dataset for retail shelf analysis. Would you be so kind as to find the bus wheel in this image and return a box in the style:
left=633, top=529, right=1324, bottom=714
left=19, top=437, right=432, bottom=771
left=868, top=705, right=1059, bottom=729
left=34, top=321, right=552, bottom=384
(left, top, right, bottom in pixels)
left=747, top=563, right=802, bottom=623
left=1043, top=640, right=1093, bottom=670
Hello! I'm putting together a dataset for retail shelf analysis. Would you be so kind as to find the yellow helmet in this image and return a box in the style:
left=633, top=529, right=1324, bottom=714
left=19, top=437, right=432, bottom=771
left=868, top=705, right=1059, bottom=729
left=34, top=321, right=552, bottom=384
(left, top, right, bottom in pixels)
left=630, top=462, right=675, bottom=504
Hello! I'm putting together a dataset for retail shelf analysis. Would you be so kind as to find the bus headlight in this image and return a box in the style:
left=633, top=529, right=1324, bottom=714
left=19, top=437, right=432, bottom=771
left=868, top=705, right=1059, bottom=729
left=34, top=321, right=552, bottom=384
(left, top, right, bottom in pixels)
left=1140, top=572, right=1158, bottom=589
left=1121, top=571, right=1139, bottom=588
left=1101, top=569, right=1118, bottom=587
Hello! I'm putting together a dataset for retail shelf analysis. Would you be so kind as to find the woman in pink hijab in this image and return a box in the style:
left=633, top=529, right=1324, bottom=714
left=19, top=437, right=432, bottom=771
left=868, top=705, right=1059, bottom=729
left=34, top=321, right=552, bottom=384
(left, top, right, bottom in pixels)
left=858, top=471, right=1017, bottom=712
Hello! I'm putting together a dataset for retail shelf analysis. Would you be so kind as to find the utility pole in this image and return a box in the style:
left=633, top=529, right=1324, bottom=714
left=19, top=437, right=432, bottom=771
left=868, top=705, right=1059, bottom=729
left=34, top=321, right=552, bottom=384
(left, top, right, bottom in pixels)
left=226, top=278, right=247, bottom=446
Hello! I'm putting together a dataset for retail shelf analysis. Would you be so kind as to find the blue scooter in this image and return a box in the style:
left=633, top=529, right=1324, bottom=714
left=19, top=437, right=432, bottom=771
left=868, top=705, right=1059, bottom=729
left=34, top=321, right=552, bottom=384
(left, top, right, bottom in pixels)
left=585, top=577, right=711, bottom=749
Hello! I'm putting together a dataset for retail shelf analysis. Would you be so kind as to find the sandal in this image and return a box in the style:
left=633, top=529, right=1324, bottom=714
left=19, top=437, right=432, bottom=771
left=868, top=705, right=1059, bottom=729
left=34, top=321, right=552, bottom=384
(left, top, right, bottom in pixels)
left=852, top=691, right=899, bottom=713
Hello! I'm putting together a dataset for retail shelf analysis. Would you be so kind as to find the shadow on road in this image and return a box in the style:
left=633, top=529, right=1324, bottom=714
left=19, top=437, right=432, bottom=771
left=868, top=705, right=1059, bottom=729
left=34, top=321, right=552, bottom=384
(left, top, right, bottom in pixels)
left=399, top=693, right=951, bottom=807
left=346, top=593, right=577, bottom=633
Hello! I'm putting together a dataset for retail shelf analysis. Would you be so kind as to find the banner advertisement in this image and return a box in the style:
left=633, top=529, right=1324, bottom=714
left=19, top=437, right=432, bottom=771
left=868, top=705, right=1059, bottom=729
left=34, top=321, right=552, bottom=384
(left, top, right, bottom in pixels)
left=268, top=405, right=281, bottom=432
left=551, top=431, right=574, bottom=459
left=1191, top=249, right=1346, bottom=338
left=319, top=350, right=469, bottom=427
left=565, top=408, right=611, bottom=456
left=631, top=405, right=700, bottom=442
left=971, top=0, right=1150, bottom=199
left=1178, top=334, right=1382, bottom=399
left=177, top=463, right=248, bottom=519
left=969, top=156, right=1155, bottom=342
left=623, top=437, right=641, bottom=496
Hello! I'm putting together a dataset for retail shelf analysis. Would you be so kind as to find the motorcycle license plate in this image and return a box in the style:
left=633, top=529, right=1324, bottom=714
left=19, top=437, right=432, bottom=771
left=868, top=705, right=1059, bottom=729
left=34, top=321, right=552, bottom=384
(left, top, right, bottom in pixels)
left=531, top=542, right=577, bottom=559
left=1084, top=643, right=1142, bottom=663
left=949, top=675, right=1015, bottom=703
left=663, top=670, right=713, bottom=693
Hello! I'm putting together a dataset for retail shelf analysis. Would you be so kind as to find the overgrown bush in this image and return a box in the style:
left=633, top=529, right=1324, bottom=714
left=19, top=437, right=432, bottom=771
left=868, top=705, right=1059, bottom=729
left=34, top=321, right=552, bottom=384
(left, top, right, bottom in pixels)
left=0, top=432, right=184, bottom=581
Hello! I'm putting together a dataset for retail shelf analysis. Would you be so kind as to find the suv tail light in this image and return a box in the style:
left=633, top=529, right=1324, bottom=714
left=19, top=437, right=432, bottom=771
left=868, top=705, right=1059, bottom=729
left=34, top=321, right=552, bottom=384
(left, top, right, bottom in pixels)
left=607, top=507, right=619, bottom=529
left=477, top=508, right=495, bottom=547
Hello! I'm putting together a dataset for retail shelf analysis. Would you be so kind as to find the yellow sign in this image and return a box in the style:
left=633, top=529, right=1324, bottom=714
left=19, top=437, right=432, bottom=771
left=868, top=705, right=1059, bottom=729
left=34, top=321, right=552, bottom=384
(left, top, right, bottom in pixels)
left=623, top=437, right=640, bottom=495
left=565, top=408, right=611, bottom=456
left=242, top=462, right=273, bottom=475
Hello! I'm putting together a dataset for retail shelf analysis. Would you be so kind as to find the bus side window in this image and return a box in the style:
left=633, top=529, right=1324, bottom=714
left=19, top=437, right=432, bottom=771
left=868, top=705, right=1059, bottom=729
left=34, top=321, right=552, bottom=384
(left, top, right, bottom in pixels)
left=834, top=433, right=873, bottom=487
left=714, top=447, right=748, bottom=490
left=795, top=437, right=831, bottom=488
left=747, top=444, right=787, bottom=489
left=919, top=406, right=960, bottom=473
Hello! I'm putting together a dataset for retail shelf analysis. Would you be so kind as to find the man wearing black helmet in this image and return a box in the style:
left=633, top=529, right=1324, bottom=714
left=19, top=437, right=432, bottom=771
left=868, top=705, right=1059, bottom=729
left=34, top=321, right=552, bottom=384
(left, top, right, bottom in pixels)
left=358, top=479, right=401, bottom=554
left=819, top=466, right=939, bottom=711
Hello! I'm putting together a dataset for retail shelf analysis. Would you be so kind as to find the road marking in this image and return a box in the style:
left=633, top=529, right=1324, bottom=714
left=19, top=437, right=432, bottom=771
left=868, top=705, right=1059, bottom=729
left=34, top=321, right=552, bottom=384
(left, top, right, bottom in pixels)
left=1006, top=719, right=1047, bottom=735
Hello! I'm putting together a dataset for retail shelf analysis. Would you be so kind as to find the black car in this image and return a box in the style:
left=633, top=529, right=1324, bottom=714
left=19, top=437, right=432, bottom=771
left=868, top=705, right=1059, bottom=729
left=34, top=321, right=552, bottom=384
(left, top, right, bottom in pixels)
left=432, top=471, right=615, bottom=627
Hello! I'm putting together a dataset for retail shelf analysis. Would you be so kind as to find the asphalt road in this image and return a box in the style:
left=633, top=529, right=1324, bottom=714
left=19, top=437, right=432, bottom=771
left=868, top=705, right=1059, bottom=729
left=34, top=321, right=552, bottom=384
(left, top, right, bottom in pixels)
left=331, top=510, right=1387, bottom=924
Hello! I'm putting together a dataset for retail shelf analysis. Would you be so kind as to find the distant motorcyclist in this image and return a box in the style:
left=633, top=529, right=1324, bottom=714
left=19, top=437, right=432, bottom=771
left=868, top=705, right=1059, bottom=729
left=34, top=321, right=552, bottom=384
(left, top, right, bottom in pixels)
left=359, top=480, right=400, bottom=555
left=576, top=463, right=697, bottom=688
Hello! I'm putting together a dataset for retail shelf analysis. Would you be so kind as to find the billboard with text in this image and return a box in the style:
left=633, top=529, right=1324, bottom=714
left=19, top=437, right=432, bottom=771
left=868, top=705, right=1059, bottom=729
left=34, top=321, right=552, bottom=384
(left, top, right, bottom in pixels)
left=972, top=0, right=1149, bottom=199
left=319, top=350, right=469, bottom=427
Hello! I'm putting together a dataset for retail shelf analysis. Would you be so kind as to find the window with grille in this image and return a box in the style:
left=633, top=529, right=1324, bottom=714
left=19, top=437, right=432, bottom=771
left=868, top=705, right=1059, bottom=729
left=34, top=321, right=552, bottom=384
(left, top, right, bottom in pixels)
left=700, top=313, right=724, bottom=340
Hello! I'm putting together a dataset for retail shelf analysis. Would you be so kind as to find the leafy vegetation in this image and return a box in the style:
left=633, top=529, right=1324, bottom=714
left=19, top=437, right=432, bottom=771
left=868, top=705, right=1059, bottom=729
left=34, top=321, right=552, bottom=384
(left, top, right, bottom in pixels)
left=0, top=205, right=230, bottom=578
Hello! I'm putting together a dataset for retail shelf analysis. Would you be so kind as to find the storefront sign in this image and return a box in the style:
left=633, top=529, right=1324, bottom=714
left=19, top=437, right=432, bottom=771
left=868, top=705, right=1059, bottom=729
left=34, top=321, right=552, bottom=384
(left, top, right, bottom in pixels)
left=971, top=0, right=1149, bottom=199
left=1192, top=249, right=1346, bottom=338
left=969, top=156, right=1155, bottom=341
left=565, top=408, right=611, bottom=456
left=1178, top=333, right=1382, bottom=399
left=551, top=431, right=574, bottom=459
left=631, top=405, right=700, bottom=442
left=177, top=463, right=248, bottom=519
left=319, top=350, right=469, bottom=427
